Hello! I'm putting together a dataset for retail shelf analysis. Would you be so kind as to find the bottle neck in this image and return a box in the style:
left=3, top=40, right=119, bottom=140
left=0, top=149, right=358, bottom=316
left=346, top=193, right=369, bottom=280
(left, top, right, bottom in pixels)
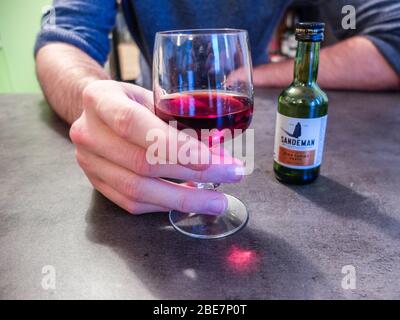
left=293, top=41, right=320, bottom=85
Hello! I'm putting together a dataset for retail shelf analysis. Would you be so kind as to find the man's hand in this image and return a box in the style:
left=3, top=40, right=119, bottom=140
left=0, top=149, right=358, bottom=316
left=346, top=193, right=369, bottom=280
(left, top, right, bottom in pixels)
left=69, top=80, right=243, bottom=215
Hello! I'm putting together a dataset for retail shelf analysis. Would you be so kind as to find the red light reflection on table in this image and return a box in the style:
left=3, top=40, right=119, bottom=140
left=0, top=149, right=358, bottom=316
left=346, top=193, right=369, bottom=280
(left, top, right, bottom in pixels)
left=226, top=245, right=259, bottom=273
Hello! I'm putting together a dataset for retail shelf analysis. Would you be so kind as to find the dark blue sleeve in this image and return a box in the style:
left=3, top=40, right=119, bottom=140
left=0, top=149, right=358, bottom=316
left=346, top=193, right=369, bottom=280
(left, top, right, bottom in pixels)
left=34, top=0, right=117, bottom=66
left=320, top=0, right=400, bottom=75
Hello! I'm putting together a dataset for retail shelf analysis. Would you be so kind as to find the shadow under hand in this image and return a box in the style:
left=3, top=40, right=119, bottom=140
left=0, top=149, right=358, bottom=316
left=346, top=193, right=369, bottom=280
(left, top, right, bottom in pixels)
left=39, top=99, right=70, bottom=139
left=289, top=176, right=400, bottom=240
left=85, top=191, right=326, bottom=299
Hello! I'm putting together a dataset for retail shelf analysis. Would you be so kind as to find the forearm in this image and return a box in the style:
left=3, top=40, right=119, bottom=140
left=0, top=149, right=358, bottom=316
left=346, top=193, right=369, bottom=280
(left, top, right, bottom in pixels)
left=253, top=36, right=399, bottom=90
left=36, top=43, right=110, bottom=124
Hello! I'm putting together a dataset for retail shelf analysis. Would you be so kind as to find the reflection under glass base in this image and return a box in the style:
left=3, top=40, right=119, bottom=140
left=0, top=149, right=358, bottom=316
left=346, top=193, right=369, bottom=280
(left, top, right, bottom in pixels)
left=169, top=194, right=248, bottom=239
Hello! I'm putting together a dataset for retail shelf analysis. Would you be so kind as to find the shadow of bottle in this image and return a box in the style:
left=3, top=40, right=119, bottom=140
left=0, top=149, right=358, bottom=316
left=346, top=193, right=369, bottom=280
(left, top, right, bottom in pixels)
left=286, top=176, right=400, bottom=240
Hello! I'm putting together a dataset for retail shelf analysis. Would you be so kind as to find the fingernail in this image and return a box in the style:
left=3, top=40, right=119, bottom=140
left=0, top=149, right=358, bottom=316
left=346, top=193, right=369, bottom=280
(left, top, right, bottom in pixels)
left=226, top=165, right=245, bottom=181
left=232, top=157, right=244, bottom=166
left=206, top=196, right=227, bottom=215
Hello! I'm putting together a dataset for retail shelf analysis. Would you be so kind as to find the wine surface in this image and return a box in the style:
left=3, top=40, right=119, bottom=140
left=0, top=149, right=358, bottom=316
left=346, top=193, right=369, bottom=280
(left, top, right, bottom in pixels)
left=156, top=91, right=253, bottom=141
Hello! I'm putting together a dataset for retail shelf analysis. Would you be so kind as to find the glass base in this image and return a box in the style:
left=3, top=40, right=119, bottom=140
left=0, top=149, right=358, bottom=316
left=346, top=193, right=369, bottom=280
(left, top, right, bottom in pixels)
left=169, top=194, right=248, bottom=239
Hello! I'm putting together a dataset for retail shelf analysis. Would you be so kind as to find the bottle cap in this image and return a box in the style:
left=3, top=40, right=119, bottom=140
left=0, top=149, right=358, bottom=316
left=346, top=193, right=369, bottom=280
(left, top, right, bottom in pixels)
left=295, top=22, right=325, bottom=42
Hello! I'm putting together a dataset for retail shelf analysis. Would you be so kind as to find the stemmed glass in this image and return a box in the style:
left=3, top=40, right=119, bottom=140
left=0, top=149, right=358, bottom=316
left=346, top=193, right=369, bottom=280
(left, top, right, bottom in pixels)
left=153, top=29, right=254, bottom=239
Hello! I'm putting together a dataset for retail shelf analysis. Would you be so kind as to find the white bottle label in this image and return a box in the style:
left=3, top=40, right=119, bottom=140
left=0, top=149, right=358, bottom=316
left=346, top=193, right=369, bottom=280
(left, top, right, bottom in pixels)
left=274, top=113, right=327, bottom=169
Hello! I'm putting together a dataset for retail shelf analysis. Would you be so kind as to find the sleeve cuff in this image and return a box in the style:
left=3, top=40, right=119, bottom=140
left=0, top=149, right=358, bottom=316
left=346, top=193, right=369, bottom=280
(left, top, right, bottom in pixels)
left=34, top=28, right=107, bottom=66
left=365, top=34, right=400, bottom=76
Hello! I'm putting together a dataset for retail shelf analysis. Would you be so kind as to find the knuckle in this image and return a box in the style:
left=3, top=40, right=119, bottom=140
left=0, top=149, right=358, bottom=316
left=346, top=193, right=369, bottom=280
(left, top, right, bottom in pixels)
left=114, top=107, right=137, bottom=139
left=126, top=202, right=140, bottom=215
left=132, top=149, right=152, bottom=175
left=82, top=80, right=115, bottom=108
left=82, top=80, right=123, bottom=109
left=75, top=149, right=90, bottom=170
left=82, top=82, right=100, bottom=108
left=69, top=118, right=83, bottom=144
left=87, top=176, right=100, bottom=189
left=69, top=117, right=91, bottom=147
left=176, top=194, right=191, bottom=212
left=122, top=176, right=143, bottom=200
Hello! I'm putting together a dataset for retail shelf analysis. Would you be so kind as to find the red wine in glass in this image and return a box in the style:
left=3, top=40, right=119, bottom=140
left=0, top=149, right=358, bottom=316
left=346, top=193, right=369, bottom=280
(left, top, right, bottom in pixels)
left=156, top=90, right=253, bottom=145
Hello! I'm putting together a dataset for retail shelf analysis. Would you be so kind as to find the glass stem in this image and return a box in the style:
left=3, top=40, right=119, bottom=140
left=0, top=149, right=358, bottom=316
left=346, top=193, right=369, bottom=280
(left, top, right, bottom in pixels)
left=191, top=140, right=224, bottom=190
left=194, top=182, right=220, bottom=190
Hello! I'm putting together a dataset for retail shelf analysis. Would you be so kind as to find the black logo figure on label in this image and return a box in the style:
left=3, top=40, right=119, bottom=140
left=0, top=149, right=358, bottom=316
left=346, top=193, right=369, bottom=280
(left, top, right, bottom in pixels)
left=282, top=122, right=301, bottom=138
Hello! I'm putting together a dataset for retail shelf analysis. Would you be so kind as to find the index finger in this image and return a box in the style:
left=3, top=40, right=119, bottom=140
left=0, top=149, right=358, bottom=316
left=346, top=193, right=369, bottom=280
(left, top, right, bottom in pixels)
left=82, top=80, right=212, bottom=170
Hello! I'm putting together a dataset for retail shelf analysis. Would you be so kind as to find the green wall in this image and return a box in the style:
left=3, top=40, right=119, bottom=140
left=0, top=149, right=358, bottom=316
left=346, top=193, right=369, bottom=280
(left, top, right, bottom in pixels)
left=0, top=0, right=51, bottom=93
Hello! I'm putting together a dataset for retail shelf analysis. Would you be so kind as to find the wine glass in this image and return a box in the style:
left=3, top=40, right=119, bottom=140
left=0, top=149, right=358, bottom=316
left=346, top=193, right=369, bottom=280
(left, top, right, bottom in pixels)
left=153, top=29, right=254, bottom=239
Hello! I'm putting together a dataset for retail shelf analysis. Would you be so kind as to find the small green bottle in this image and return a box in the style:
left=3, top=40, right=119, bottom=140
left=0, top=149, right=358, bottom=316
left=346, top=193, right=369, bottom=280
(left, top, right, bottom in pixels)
left=273, top=22, right=328, bottom=184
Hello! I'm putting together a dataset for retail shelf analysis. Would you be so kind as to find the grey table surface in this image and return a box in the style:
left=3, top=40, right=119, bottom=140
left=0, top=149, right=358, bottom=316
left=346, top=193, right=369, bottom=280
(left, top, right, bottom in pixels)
left=0, top=89, right=399, bottom=300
